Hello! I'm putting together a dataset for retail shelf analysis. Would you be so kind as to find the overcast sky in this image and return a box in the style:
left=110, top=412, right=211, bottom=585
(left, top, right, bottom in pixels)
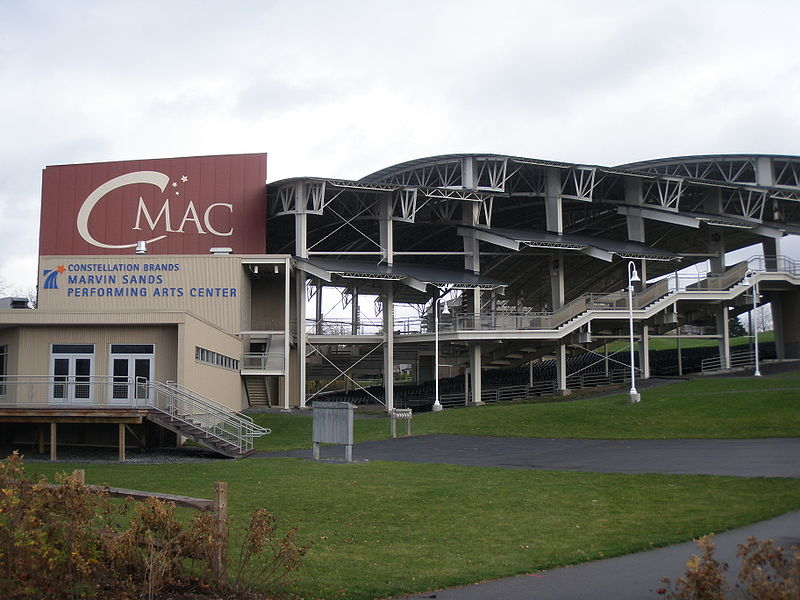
left=1, top=0, right=799, bottom=291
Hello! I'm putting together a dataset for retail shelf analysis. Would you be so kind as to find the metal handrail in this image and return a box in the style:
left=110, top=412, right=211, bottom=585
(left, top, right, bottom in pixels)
left=701, top=350, right=755, bottom=373
left=0, top=375, right=269, bottom=454
left=241, top=351, right=285, bottom=371
left=147, top=379, right=269, bottom=453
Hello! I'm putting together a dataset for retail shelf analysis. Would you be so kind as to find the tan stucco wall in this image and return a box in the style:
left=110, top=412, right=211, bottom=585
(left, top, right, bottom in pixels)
left=0, top=328, right=21, bottom=379
left=15, top=325, right=178, bottom=380
left=38, top=255, right=249, bottom=334
left=179, top=314, right=246, bottom=411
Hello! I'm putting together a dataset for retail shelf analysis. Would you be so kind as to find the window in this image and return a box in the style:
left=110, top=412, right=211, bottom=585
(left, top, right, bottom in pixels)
left=111, top=344, right=154, bottom=354
left=52, top=344, right=94, bottom=354
left=195, top=346, right=239, bottom=371
left=0, top=345, right=7, bottom=397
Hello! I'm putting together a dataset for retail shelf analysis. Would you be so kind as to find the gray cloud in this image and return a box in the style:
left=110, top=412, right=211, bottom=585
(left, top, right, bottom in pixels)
left=2, top=0, right=800, bottom=287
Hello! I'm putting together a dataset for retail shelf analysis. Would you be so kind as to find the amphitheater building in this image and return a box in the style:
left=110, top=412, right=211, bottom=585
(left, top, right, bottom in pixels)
left=1, top=152, right=799, bottom=458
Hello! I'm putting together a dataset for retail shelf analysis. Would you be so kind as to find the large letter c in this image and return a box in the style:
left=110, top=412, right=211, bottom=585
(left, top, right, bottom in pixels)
left=76, top=171, right=170, bottom=249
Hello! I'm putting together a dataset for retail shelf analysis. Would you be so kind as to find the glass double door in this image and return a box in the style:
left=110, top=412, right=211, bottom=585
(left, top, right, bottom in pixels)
left=110, top=345, right=154, bottom=405
left=52, top=353, right=93, bottom=404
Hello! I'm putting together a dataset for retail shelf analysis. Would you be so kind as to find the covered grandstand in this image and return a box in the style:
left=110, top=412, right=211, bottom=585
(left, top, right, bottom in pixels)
left=266, top=153, right=800, bottom=410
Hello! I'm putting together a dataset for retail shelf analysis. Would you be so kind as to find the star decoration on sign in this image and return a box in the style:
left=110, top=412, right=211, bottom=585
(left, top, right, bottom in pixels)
left=181, top=175, right=189, bottom=182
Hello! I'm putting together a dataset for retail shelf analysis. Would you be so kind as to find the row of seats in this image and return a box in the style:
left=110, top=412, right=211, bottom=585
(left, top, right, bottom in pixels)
left=310, top=342, right=776, bottom=409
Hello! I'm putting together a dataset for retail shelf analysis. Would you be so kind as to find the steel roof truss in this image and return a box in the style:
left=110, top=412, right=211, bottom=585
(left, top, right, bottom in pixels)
left=304, top=180, right=327, bottom=214
left=308, top=199, right=382, bottom=252
left=391, top=188, right=418, bottom=223
left=480, top=197, right=493, bottom=228
left=561, top=167, right=597, bottom=202
left=521, top=240, right=586, bottom=250
left=644, top=176, right=684, bottom=210
left=507, top=165, right=546, bottom=196
left=722, top=187, right=767, bottom=221
left=273, top=185, right=296, bottom=216
left=475, top=157, right=509, bottom=191
left=773, top=159, right=800, bottom=189
left=430, top=199, right=460, bottom=223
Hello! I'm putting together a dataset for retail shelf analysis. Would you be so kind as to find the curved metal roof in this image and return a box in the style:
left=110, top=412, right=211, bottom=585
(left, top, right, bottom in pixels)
left=268, top=152, right=800, bottom=309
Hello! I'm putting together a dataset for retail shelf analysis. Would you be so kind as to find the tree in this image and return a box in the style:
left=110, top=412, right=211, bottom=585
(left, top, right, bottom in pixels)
left=729, top=316, right=747, bottom=338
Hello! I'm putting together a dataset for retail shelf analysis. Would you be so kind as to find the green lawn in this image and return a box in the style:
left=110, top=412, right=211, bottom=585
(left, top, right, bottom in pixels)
left=18, top=369, right=800, bottom=599
left=23, top=459, right=800, bottom=600
left=605, top=331, right=774, bottom=352
left=252, top=370, right=800, bottom=451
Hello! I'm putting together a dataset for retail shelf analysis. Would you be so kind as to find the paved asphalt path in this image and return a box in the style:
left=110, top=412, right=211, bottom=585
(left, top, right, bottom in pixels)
left=257, top=434, right=800, bottom=599
left=256, top=434, right=800, bottom=477
left=393, top=509, right=800, bottom=600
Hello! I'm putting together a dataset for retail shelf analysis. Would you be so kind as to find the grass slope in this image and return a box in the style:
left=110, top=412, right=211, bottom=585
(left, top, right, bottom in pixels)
left=18, top=370, right=800, bottom=599
left=252, top=371, right=800, bottom=451
left=23, top=459, right=800, bottom=600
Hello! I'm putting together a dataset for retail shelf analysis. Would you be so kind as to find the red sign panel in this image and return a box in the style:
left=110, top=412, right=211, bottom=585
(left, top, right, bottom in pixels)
left=39, top=153, right=267, bottom=255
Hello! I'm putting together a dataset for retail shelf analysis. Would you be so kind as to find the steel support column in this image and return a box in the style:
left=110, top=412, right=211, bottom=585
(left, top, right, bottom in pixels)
left=545, top=168, right=563, bottom=234
left=283, top=257, right=291, bottom=410
left=556, top=344, right=569, bottom=395
left=469, top=344, right=482, bottom=405
left=639, top=324, right=650, bottom=380
left=295, top=207, right=309, bottom=408
left=762, top=238, right=785, bottom=358
left=383, top=284, right=394, bottom=412
left=716, top=306, right=731, bottom=370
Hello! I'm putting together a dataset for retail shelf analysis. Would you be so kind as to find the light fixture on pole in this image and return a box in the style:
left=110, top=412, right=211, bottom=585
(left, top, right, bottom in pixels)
left=745, top=271, right=762, bottom=377
left=627, top=261, right=641, bottom=403
left=432, top=291, right=450, bottom=412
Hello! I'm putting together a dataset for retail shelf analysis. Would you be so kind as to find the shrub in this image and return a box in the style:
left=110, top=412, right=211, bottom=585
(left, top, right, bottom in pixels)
left=660, top=534, right=800, bottom=599
left=0, top=453, right=308, bottom=599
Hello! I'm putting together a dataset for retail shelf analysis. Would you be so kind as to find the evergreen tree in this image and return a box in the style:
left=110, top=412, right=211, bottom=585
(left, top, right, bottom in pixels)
left=729, top=316, right=747, bottom=337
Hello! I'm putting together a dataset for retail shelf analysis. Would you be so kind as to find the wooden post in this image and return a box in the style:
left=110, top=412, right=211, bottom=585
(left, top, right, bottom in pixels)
left=213, top=482, right=228, bottom=585
left=72, top=469, right=85, bottom=484
left=50, top=422, right=57, bottom=461
left=38, top=425, right=45, bottom=454
left=118, top=423, right=126, bottom=462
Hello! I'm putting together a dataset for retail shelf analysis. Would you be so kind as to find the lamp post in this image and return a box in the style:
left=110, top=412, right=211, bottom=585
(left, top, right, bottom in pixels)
left=627, top=261, right=641, bottom=403
left=748, top=272, right=762, bottom=377
left=432, top=292, right=450, bottom=412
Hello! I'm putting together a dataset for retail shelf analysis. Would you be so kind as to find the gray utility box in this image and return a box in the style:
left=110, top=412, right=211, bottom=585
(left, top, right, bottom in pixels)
left=312, top=401, right=355, bottom=462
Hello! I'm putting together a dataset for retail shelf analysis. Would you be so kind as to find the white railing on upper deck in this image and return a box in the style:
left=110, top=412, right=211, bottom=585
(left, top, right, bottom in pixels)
left=300, top=256, right=797, bottom=338
left=241, top=351, right=285, bottom=372
left=393, top=282, right=669, bottom=335
left=305, top=316, right=384, bottom=336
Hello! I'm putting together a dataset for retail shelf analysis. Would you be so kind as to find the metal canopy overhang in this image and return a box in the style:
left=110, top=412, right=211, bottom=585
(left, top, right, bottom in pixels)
left=294, top=258, right=506, bottom=292
left=461, top=227, right=679, bottom=262
left=616, top=205, right=782, bottom=233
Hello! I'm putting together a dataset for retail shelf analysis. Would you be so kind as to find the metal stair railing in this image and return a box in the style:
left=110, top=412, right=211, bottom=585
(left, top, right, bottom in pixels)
left=435, top=368, right=632, bottom=408
left=701, top=350, right=755, bottom=373
left=748, top=254, right=800, bottom=275
left=142, top=378, right=270, bottom=454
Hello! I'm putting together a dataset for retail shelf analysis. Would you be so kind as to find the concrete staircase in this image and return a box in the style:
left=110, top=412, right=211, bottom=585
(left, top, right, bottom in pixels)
left=244, top=375, right=269, bottom=406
